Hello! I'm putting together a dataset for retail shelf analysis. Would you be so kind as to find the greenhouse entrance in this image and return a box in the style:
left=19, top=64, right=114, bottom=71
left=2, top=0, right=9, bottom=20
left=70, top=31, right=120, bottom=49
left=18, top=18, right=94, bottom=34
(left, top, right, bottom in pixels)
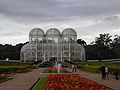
left=49, top=57, right=57, bottom=63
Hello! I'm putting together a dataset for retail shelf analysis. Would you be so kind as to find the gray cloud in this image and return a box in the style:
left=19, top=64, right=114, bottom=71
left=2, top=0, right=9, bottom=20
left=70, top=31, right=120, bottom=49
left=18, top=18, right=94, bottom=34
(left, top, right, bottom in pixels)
left=0, top=0, right=120, bottom=23
left=0, top=0, right=120, bottom=44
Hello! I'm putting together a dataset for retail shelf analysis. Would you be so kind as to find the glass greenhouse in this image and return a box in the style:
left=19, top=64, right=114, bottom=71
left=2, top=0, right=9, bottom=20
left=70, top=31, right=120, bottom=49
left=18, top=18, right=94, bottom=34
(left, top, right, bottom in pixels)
left=20, top=28, right=85, bottom=62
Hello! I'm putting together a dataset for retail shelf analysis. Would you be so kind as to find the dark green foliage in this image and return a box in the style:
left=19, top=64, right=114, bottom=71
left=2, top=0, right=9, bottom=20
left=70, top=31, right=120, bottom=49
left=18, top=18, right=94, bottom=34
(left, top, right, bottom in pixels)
left=77, top=39, right=87, bottom=46
left=78, top=33, right=120, bottom=60
left=0, top=42, right=28, bottom=60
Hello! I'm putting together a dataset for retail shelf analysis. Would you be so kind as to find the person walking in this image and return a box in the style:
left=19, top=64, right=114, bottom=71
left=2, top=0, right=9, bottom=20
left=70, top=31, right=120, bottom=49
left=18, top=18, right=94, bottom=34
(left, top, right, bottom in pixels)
left=71, top=64, right=77, bottom=72
left=74, top=65, right=77, bottom=72
left=100, top=64, right=106, bottom=80
left=114, top=69, right=119, bottom=80
left=105, top=65, right=109, bottom=80
left=72, top=64, right=75, bottom=72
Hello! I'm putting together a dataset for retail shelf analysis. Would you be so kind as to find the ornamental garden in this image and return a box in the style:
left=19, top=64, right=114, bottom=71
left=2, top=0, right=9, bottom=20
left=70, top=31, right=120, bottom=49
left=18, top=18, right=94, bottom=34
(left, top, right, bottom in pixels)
left=1, top=61, right=119, bottom=90
left=0, top=28, right=120, bottom=90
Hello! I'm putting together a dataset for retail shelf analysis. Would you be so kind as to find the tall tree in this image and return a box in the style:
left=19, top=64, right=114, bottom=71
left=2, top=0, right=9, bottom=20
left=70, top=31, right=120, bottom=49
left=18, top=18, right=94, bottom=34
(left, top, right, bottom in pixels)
left=77, top=39, right=87, bottom=46
left=111, top=35, right=120, bottom=58
left=95, top=33, right=112, bottom=47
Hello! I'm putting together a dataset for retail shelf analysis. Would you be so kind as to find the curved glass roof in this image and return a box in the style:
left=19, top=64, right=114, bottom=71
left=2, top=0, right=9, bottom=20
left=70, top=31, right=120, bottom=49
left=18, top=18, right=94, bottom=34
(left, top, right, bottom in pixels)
left=29, top=28, right=44, bottom=37
left=46, top=28, right=60, bottom=36
left=62, top=28, right=77, bottom=36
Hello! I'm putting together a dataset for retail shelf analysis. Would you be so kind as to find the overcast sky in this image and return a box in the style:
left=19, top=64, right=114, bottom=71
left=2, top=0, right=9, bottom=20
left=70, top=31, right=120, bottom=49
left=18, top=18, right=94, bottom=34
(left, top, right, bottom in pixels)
left=0, top=0, right=120, bottom=45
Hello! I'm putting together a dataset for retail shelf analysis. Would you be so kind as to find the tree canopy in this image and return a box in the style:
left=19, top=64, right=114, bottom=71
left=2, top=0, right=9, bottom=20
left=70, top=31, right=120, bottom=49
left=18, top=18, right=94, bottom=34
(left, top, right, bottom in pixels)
left=79, top=33, right=120, bottom=61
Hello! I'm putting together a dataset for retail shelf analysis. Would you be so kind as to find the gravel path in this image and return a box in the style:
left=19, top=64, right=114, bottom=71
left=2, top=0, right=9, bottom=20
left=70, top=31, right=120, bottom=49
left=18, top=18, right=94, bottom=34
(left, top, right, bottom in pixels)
left=0, top=68, right=47, bottom=90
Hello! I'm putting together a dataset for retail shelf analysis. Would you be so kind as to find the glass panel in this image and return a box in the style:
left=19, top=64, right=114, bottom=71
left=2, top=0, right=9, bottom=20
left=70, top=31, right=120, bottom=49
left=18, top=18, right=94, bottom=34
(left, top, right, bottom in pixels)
left=38, top=38, right=42, bottom=43
left=64, top=38, right=69, bottom=43
left=70, top=37, right=75, bottom=43
left=48, top=38, right=53, bottom=43
left=32, top=38, right=37, bottom=43
left=64, top=44, right=69, bottom=50
left=64, top=52, right=69, bottom=57
left=53, top=38, right=58, bottom=43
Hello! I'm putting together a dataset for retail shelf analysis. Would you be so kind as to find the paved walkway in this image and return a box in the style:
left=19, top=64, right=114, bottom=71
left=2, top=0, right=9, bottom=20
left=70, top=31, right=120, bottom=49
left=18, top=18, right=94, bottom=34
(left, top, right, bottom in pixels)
left=0, top=68, right=120, bottom=90
left=66, top=68, right=120, bottom=90
left=0, top=68, right=46, bottom=90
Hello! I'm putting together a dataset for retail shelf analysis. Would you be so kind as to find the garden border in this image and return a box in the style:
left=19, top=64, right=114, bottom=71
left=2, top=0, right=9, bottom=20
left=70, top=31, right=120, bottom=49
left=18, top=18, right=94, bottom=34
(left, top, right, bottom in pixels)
left=29, top=77, right=40, bottom=90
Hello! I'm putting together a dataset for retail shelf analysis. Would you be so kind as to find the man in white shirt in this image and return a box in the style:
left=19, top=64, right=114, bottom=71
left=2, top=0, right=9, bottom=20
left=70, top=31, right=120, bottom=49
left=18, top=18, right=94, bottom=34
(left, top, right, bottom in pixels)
left=105, top=65, right=109, bottom=80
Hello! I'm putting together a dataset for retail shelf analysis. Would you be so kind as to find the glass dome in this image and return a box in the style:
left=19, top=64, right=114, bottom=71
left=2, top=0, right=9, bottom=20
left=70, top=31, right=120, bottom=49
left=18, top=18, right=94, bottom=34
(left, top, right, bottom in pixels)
left=21, top=43, right=36, bottom=52
left=29, top=28, right=44, bottom=37
left=46, top=28, right=60, bottom=36
left=21, top=28, right=86, bottom=62
left=62, top=28, right=77, bottom=36
left=21, top=44, right=28, bottom=52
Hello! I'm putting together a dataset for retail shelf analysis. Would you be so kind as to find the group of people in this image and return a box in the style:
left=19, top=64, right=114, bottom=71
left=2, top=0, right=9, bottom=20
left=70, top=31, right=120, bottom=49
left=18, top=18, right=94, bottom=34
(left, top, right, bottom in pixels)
left=100, top=64, right=109, bottom=80
left=100, top=64, right=119, bottom=80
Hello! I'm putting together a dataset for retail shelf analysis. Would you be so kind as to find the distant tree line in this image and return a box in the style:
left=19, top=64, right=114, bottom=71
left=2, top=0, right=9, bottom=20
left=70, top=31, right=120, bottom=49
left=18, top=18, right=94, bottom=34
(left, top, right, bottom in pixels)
left=0, top=33, right=120, bottom=61
left=0, top=42, right=28, bottom=60
left=77, top=33, right=120, bottom=61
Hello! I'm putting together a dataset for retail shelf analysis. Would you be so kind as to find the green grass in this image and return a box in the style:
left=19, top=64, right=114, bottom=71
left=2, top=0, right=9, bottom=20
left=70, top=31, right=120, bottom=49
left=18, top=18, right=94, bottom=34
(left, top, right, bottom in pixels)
left=0, top=65, right=30, bottom=69
left=0, top=62, right=32, bottom=69
left=79, top=69, right=99, bottom=74
left=0, top=62, right=31, bottom=65
left=0, top=77, right=13, bottom=83
left=76, top=61, right=120, bottom=71
left=0, top=62, right=34, bottom=73
left=32, top=77, right=47, bottom=90
left=74, top=61, right=120, bottom=65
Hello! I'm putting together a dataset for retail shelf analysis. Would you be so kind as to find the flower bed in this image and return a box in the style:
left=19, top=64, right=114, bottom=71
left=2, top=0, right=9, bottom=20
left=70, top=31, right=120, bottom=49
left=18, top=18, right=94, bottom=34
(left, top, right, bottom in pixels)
left=46, top=74, right=112, bottom=90
left=79, top=68, right=114, bottom=74
left=0, top=74, right=6, bottom=78
left=0, top=72, right=12, bottom=79
left=79, top=68, right=100, bottom=73
left=44, top=68, right=69, bottom=73
left=0, top=72, right=13, bottom=83
left=16, top=68, right=33, bottom=73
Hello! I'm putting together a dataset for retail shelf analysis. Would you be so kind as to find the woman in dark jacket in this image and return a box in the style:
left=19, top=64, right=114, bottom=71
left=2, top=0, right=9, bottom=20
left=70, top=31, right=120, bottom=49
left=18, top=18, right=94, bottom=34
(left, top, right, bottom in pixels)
left=100, top=64, right=106, bottom=80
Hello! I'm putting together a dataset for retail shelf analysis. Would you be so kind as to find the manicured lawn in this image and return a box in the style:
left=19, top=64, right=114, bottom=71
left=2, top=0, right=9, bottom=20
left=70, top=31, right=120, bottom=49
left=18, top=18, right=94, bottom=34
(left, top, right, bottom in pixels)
left=0, top=62, right=34, bottom=73
left=76, top=61, right=120, bottom=71
left=0, top=65, right=30, bottom=69
left=32, top=77, right=47, bottom=90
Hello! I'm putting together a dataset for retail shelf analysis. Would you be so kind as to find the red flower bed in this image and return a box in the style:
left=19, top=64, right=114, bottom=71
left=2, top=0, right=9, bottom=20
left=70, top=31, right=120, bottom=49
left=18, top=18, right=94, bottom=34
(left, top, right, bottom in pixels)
left=48, top=68, right=69, bottom=73
left=79, top=68, right=100, bottom=73
left=0, top=72, right=12, bottom=79
left=16, top=68, right=33, bottom=73
left=0, top=74, right=6, bottom=79
left=46, top=74, right=111, bottom=90
left=79, top=68, right=113, bottom=74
